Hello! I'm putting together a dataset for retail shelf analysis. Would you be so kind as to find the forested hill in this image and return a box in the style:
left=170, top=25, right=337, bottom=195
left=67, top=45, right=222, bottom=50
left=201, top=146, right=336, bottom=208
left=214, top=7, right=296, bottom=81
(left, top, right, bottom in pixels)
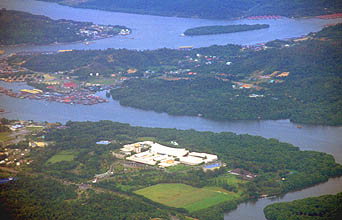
left=110, top=24, right=342, bottom=125
left=41, top=0, right=342, bottom=19
left=264, top=193, right=342, bottom=220
left=0, top=9, right=127, bottom=45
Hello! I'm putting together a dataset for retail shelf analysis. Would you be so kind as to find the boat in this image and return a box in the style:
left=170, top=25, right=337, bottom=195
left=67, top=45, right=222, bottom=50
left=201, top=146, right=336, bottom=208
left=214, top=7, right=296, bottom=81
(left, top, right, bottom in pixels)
left=297, top=125, right=303, bottom=129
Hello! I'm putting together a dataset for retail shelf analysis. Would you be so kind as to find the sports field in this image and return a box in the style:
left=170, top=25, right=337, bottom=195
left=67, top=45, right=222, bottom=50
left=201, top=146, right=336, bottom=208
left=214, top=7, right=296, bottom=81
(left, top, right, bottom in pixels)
left=46, top=150, right=77, bottom=164
left=134, top=183, right=237, bottom=212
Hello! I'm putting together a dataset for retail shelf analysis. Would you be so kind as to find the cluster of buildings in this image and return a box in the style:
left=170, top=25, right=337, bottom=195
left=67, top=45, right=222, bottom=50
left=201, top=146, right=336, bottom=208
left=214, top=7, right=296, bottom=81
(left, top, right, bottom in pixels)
left=0, top=120, right=54, bottom=168
left=116, top=141, right=218, bottom=168
left=78, top=24, right=130, bottom=39
left=0, top=148, right=32, bottom=167
left=119, top=29, right=131, bottom=35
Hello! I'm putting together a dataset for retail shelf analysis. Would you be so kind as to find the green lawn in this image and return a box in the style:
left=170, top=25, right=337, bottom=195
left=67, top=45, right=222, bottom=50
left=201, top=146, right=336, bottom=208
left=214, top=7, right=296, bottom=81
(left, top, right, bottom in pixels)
left=211, top=173, right=246, bottom=187
left=26, top=126, right=44, bottom=133
left=134, top=183, right=237, bottom=212
left=0, top=132, right=12, bottom=142
left=166, top=164, right=192, bottom=172
left=46, top=150, right=77, bottom=164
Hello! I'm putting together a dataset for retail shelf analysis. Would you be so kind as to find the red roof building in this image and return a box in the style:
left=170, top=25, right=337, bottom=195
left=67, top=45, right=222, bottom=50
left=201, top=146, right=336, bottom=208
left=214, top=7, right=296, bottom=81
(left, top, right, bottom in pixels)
left=63, top=82, right=78, bottom=89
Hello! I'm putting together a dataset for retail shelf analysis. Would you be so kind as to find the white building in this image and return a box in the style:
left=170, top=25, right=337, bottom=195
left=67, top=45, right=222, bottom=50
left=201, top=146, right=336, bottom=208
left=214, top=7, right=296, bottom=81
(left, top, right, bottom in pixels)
left=119, top=141, right=218, bottom=167
left=179, top=156, right=204, bottom=165
left=150, top=143, right=188, bottom=158
left=188, top=152, right=218, bottom=163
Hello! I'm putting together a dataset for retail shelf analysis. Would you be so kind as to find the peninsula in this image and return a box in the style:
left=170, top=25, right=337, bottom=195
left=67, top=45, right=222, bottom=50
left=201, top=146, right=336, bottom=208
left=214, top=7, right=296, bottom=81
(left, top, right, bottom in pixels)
left=0, top=9, right=130, bottom=46
left=1, top=120, right=341, bottom=220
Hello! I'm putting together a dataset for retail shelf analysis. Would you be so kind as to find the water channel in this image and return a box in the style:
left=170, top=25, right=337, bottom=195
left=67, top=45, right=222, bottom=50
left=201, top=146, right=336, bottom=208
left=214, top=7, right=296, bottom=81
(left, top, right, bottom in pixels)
left=0, top=1, right=341, bottom=219
left=1, top=0, right=342, bottom=53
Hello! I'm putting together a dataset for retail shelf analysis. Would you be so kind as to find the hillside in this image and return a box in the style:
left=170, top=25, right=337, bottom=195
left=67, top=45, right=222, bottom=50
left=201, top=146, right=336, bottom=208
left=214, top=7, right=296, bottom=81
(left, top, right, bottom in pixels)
left=111, top=24, right=342, bottom=125
left=40, top=0, right=342, bottom=19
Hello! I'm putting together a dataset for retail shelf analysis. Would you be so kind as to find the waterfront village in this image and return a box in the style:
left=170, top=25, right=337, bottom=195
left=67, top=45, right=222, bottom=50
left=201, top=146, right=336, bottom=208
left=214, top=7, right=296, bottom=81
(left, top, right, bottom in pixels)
left=0, top=119, right=54, bottom=168
left=76, top=24, right=131, bottom=42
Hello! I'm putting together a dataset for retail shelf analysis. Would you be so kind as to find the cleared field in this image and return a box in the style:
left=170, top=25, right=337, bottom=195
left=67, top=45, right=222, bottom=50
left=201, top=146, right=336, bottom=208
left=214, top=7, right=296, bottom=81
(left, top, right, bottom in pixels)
left=46, top=150, right=77, bottom=164
left=134, top=183, right=237, bottom=212
left=26, top=126, right=44, bottom=133
left=0, top=132, right=12, bottom=142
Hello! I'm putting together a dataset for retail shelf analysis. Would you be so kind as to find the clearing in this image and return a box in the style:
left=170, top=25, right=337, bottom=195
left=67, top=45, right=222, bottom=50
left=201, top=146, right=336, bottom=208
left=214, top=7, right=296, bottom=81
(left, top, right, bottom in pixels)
left=134, top=183, right=238, bottom=212
left=46, top=150, right=78, bottom=164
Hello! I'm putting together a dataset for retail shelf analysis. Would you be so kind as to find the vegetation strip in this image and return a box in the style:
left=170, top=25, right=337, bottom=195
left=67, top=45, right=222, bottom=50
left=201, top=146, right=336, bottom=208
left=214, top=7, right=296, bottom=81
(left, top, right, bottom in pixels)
left=184, top=24, right=270, bottom=36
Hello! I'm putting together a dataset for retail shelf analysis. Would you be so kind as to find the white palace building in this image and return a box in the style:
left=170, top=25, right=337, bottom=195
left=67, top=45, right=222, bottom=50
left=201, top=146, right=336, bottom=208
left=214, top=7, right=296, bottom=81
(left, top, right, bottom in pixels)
left=119, top=141, right=218, bottom=168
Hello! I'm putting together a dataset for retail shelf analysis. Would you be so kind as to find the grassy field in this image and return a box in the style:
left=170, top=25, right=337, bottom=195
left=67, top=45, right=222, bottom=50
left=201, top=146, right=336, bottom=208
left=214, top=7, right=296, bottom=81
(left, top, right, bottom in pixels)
left=134, top=183, right=237, bottom=212
left=166, top=164, right=192, bottom=172
left=26, top=126, right=44, bottom=133
left=210, top=174, right=246, bottom=187
left=0, top=132, right=12, bottom=142
left=46, top=150, right=77, bottom=164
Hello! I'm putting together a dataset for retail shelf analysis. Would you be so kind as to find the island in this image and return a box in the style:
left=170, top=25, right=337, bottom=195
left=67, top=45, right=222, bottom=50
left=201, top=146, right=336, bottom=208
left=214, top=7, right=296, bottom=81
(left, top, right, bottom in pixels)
left=1, top=119, right=341, bottom=220
left=0, top=9, right=130, bottom=46
left=3, top=23, right=341, bottom=125
left=38, top=0, right=342, bottom=20
left=264, top=193, right=342, bottom=220
left=184, top=24, right=270, bottom=36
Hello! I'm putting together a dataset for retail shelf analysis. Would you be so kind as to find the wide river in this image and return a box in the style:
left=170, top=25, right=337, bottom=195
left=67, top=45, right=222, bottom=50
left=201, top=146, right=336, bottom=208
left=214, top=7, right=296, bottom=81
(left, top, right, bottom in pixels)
left=1, top=0, right=342, bottom=53
left=0, top=1, right=341, bottom=219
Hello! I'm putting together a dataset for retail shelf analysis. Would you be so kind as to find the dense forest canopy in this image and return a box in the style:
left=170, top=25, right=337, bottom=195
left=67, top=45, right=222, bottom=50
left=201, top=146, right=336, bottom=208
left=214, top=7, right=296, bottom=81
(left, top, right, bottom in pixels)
left=0, top=175, right=174, bottom=220
left=0, top=10, right=84, bottom=45
left=264, top=193, right=342, bottom=220
left=41, top=0, right=342, bottom=19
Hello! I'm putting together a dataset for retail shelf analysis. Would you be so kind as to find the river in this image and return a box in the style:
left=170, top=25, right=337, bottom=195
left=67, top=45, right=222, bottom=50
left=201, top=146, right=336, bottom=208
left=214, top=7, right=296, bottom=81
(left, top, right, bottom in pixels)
left=0, top=1, right=341, bottom=219
left=1, top=0, right=342, bottom=54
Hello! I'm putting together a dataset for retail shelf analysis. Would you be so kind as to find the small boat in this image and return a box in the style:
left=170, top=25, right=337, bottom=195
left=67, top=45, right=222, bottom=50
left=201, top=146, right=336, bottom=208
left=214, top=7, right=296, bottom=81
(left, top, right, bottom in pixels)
left=297, top=125, right=302, bottom=129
